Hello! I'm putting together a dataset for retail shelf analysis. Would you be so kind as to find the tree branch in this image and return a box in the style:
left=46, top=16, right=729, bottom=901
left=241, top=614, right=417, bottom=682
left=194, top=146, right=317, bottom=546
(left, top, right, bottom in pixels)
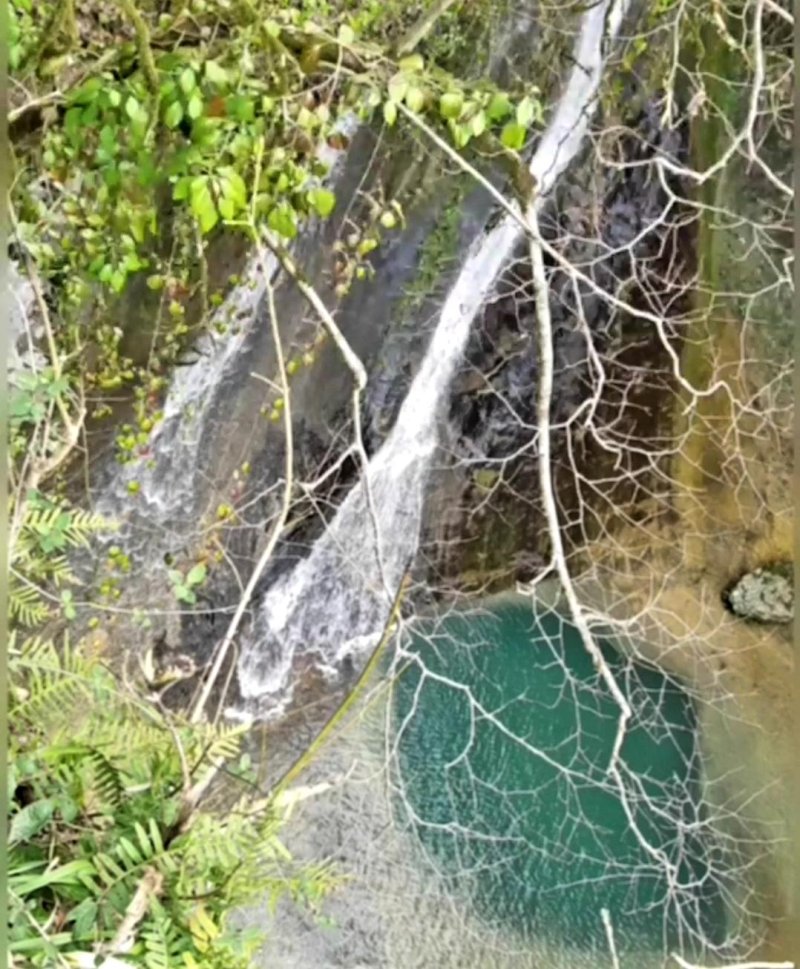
left=99, top=867, right=164, bottom=958
left=116, top=0, right=160, bottom=95
left=190, top=253, right=293, bottom=724
left=394, top=0, right=460, bottom=56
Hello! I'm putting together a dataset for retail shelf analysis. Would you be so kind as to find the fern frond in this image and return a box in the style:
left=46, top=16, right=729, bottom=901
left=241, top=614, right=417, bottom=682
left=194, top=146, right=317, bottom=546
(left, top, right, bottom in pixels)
left=142, top=900, right=186, bottom=969
left=9, top=497, right=115, bottom=631
left=17, top=503, right=111, bottom=555
left=186, top=722, right=246, bottom=769
left=43, top=555, right=73, bottom=584
left=11, top=632, right=59, bottom=666
left=8, top=578, right=50, bottom=627
left=10, top=634, right=97, bottom=727
left=95, top=820, right=178, bottom=892
left=90, top=716, right=170, bottom=762
left=64, top=506, right=114, bottom=543
left=45, top=744, right=127, bottom=809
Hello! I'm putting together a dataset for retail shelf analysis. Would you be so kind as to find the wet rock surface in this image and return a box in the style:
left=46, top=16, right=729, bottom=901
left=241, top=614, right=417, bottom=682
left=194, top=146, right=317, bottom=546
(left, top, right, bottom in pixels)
left=8, top=261, right=46, bottom=378
left=423, top=99, right=689, bottom=593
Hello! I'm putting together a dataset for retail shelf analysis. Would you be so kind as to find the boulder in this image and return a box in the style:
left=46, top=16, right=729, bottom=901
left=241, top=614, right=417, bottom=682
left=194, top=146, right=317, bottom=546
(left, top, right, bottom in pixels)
left=725, top=565, right=793, bottom=624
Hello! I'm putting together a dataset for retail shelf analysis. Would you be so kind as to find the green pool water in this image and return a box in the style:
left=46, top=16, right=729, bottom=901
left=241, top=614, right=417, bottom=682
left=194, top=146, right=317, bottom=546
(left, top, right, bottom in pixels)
left=392, top=598, right=726, bottom=960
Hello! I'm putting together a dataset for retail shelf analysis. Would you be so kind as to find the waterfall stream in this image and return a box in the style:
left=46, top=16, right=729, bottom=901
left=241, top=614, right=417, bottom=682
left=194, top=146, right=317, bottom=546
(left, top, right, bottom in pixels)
left=237, top=0, right=630, bottom=709
left=237, top=216, right=522, bottom=702
left=93, top=129, right=356, bottom=543
left=95, top=260, right=273, bottom=529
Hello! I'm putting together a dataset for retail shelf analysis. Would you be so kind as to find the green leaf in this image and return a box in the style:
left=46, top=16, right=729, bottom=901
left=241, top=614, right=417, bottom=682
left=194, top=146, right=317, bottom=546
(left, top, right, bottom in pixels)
left=190, top=177, right=218, bottom=234
left=470, top=110, right=487, bottom=137
left=267, top=202, right=298, bottom=239
left=405, top=87, right=425, bottom=113
left=337, top=23, right=355, bottom=44
left=204, top=59, right=228, bottom=86
left=118, top=835, right=143, bottom=866
left=68, top=77, right=102, bottom=105
left=61, top=589, right=76, bottom=620
left=439, top=90, right=464, bottom=120
left=387, top=72, right=408, bottom=104
left=398, top=53, right=424, bottom=73
left=500, top=121, right=526, bottom=150
left=179, top=67, right=196, bottom=94
left=9, top=799, right=55, bottom=844
left=99, top=124, right=117, bottom=150
left=486, top=92, right=512, bottom=121
left=55, top=795, right=80, bottom=824
left=449, top=120, right=470, bottom=149
left=64, top=107, right=82, bottom=142
left=229, top=94, right=256, bottom=123
left=173, top=176, right=191, bottom=201
left=186, top=563, right=207, bottom=586
left=382, top=101, right=397, bottom=126
left=296, top=106, right=315, bottom=130
left=187, top=91, right=203, bottom=120
left=11, top=859, right=94, bottom=894
left=516, top=95, right=535, bottom=128
left=69, top=898, right=98, bottom=940
left=164, top=100, right=183, bottom=129
left=226, top=169, right=247, bottom=210
left=308, top=187, right=336, bottom=218
left=125, top=96, right=141, bottom=121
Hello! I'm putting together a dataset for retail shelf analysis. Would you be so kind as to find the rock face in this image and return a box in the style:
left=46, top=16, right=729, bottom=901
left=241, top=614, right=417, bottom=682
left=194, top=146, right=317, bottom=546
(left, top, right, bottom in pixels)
left=8, top=261, right=46, bottom=378
left=725, top=566, right=794, bottom=624
left=421, top=98, right=687, bottom=595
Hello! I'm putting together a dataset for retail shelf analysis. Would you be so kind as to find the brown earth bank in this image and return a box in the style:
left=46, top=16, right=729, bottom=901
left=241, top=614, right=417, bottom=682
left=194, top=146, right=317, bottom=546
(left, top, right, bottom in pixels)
left=444, top=332, right=795, bottom=957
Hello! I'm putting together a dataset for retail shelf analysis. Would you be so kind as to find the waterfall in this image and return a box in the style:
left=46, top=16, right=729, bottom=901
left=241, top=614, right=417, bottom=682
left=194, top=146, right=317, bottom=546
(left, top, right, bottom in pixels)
left=9, top=261, right=46, bottom=378
left=93, top=126, right=356, bottom=544
left=95, top=261, right=273, bottom=530
left=237, top=0, right=631, bottom=707
left=237, top=216, right=522, bottom=702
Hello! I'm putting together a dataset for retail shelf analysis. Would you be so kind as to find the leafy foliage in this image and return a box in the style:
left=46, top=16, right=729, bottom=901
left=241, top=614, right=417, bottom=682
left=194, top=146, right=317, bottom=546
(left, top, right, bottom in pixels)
left=7, top=443, right=333, bottom=966
left=168, top=563, right=208, bottom=605
left=7, top=1, right=544, bottom=965
left=10, top=0, right=540, bottom=446
left=7, top=633, right=335, bottom=967
left=9, top=491, right=110, bottom=628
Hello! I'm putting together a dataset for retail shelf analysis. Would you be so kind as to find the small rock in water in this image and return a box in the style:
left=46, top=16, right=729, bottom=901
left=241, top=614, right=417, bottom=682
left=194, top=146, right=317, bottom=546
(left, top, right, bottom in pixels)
left=725, top=565, right=793, bottom=624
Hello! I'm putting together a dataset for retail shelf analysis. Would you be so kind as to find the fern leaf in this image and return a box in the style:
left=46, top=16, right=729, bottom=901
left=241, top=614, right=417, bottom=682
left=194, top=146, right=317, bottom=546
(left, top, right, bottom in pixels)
left=9, top=579, right=50, bottom=627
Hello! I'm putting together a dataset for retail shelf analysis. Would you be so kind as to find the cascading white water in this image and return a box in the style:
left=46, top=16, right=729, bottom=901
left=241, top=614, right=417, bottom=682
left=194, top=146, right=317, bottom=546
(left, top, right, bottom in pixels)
left=238, top=216, right=522, bottom=701
left=93, top=125, right=357, bottom=540
left=95, top=261, right=273, bottom=526
left=237, top=0, right=631, bottom=705
left=9, top=262, right=45, bottom=378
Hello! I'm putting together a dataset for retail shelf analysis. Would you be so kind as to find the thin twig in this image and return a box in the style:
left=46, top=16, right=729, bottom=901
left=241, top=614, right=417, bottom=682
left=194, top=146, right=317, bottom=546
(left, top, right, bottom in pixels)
left=190, top=255, right=292, bottom=723
left=100, top=867, right=164, bottom=957
left=600, top=908, right=621, bottom=969
left=671, top=957, right=794, bottom=969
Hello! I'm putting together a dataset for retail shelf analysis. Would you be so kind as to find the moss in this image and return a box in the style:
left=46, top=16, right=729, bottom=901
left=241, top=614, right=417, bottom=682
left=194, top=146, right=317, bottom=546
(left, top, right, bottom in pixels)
left=670, top=10, right=756, bottom=568
left=400, top=175, right=469, bottom=314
